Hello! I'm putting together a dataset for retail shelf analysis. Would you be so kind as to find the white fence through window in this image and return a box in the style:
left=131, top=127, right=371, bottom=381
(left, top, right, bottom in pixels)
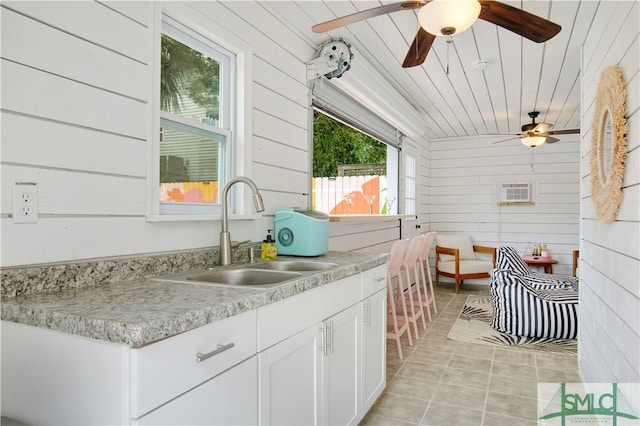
left=312, top=175, right=394, bottom=215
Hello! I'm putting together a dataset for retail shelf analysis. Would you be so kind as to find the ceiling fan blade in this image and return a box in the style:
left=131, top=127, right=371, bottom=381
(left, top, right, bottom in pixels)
left=478, top=0, right=561, bottom=43
left=544, top=136, right=560, bottom=144
left=491, top=136, right=519, bottom=144
left=402, top=28, right=436, bottom=68
left=547, top=128, right=580, bottom=135
left=533, top=122, right=553, bottom=133
left=312, top=1, right=423, bottom=33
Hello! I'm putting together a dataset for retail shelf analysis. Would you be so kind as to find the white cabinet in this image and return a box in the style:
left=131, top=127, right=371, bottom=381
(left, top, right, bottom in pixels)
left=134, top=356, right=257, bottom=425
left=1, top=310, right=258, bottom=426
left=131, top=309, right=257, bottom=423
left=1, top=261, right=387, bottom=426
left=258, top=265, right=387, bottom=425
left=258, top=303, right=360, bottom=426
left=361, top=288, right=386, bottom=413
left=258, top=322, right=322, bottom=425
left=131, top=309, right=256, bottom=419
left=1, top=321, right=129, bottom=426
left=323, top=303, right=361, bottom=425
left=360, top=265, right=387, bottom=414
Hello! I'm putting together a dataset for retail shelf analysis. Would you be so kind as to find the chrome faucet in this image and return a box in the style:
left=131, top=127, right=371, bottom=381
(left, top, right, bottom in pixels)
left=219, top=177, right=265, bottom=266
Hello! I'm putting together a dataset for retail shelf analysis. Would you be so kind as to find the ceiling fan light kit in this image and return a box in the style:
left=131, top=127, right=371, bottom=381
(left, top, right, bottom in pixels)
left=418, top=0, right=481, bottom=36
left=492, top=110, right=580, bottom=147
left=521, top=135, right=546, bottom=147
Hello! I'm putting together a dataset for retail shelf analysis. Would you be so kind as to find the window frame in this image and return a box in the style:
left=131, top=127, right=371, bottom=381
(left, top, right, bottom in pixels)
left=311, top=79, right=403, bottom=216
left=403, top=150, right=416, bottom=215
left=147, top=5, right=253, bottom=222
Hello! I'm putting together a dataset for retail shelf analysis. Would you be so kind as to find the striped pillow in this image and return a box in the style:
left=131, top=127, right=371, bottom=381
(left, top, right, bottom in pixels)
left=490, top=268, right=578, bottom=339
left=496, top=246, right=531, bottom=276
left=525, top=273, right=579, bottom=290
left=496, top=246, right=579, bottom=290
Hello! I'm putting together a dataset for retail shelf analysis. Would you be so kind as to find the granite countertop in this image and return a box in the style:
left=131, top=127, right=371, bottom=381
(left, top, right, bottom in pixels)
left=1, top=251, right=388, bottom=348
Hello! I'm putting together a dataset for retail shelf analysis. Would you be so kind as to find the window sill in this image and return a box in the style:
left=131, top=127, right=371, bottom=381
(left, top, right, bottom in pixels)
left=146, top=213, right=262, bottom=222
left=329, top=214, right=414, bottom=223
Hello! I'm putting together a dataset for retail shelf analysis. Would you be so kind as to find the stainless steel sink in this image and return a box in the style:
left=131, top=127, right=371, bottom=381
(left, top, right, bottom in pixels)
left=186, top=269, right=302, bottom=286
left=151, top=259, right=338, bottom=289
left=246, top=260, right=338, bottom=272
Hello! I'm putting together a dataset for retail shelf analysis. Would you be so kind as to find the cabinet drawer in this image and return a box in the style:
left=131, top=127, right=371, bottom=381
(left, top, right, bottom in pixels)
left=257, top=275, right=360, bottom=351
left=131, top=309, right=257, bottom=418
left=362, top=264, right=386, bottom=298
left=134, top=357, right=258, bottom=425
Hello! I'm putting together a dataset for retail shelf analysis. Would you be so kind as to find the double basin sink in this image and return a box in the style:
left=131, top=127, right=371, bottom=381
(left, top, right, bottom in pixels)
left=151, top=259, right=338, bottom=289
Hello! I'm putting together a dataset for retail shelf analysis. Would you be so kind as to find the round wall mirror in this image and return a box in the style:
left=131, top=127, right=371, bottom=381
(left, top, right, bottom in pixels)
left=590, top=65, right=628, bottom=224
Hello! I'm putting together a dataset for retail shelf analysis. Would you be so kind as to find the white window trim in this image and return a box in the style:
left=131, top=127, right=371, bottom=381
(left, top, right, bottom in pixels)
left=146, top=3, right=254, bottom=222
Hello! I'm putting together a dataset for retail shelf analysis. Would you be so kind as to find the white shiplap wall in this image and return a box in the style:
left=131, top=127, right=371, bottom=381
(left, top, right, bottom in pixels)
left=428, top=134, right=581, bottom=277
left=0, top=1, right=308, bottom=267
left=0, top=1, right=422, bottom=267
left=579, top=1, right=640, bottom=383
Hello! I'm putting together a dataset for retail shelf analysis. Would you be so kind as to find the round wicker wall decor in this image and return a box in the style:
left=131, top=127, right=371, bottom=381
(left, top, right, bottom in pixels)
left=590, top=65, right=628, bottom=224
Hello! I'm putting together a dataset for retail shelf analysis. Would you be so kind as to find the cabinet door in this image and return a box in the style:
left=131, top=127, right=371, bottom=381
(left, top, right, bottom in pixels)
left=134, top=357, right=257, bottom=425
left=323, top=303, right=361, bottom=426
left=361, top=288, right=387, bottom=414
left=258, top=325, right=322, bottom=425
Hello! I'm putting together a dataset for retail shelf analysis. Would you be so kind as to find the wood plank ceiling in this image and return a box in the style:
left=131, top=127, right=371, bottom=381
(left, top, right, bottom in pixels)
left=263, top=1, right=601, bottom=141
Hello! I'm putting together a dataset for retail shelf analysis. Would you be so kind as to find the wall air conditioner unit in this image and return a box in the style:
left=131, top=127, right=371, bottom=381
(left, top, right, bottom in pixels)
left=497, top=182, right=534, bottom=205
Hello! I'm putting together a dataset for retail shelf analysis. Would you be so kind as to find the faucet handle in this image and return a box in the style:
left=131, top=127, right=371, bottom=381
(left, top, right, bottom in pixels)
left=231, top=239, right=251, bottom=248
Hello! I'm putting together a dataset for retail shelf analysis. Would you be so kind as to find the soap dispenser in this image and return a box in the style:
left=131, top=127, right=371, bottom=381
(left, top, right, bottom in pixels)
left=261, top=229, right=277, bottom=260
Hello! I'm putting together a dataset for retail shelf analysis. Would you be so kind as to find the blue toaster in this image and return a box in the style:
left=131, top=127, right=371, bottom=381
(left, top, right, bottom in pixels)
left=274, top=207, right=329, bottom=256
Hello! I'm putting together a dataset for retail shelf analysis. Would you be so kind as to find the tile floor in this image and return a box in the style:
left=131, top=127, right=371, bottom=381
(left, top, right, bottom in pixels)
left=360, top=282, right=582, bottom=426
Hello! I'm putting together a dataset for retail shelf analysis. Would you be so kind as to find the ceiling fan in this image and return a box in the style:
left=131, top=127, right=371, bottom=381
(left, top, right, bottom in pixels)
left=312, top=0, right=561, bottom=68
left=493, top=111, right=580, bottom=147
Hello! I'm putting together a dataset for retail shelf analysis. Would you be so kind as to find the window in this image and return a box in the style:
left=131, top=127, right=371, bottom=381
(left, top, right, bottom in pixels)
left=311, top=79, right=402, bottom=216
left=404, top=153, right=416, bottom=214
left=311, top=110, right=399, bottom=215
left=152, top=15, right=235, bottom=217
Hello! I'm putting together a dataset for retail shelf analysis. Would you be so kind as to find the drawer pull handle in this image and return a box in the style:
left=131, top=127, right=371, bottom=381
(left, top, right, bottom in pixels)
left=196, top=342, right=235, bottom=363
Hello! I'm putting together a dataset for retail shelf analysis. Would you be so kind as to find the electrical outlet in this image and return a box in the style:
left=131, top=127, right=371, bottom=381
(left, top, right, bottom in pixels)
left=13, top=182, right=39, bottom=224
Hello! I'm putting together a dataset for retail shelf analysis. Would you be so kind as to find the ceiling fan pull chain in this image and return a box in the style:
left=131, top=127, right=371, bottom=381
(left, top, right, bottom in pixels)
left=530, top=148, right=535, bottom=172
left=445, top=35, right=453, bottom=75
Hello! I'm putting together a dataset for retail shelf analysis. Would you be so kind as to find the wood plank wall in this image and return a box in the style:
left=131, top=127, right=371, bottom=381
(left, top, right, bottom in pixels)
left=0, top=1, right=420, bottom=267
left=427, top=135, right=581, bottom=276
left=579, top=0, right=640, bottom=383
left=0, top=1, right=311, bottom=266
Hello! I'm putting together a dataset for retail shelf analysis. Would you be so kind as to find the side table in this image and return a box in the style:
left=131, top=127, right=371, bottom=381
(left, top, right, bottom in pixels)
left=522, top=257, right=558, bottom=274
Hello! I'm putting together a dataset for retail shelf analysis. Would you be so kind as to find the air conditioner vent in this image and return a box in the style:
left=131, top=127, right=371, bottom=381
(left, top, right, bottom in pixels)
left=497, top=182, right=533, bottom=205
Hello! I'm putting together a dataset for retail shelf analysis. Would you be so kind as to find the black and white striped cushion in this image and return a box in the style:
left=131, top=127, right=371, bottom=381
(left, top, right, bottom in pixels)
left=496, top=246, right=578, bottom=290
left=525, top=273, right=579, bottom=290
left=490, top=268, right=578, bottom=339
left=496, top=246, right=531, bottom=276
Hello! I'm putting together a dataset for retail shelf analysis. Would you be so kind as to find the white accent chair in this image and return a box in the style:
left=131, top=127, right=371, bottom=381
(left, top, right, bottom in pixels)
left=435, top=234, right=496, bottom=293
